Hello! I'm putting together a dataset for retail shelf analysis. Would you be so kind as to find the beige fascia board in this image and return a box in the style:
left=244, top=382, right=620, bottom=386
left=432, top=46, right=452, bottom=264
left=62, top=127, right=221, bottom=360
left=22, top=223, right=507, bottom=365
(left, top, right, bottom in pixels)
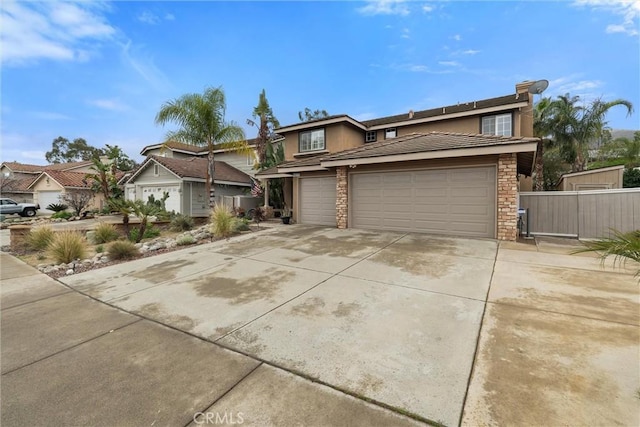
left=276, top=117, right=366, bottom=133
left=214, top=180, right=251, bottom=187
left=277, top=165, right=328, bottom=173
left=320, top=142, right=538, bottom=167
left=367, top=102, right=529, bottom=131
left=256, top=173, right=293, bottom=179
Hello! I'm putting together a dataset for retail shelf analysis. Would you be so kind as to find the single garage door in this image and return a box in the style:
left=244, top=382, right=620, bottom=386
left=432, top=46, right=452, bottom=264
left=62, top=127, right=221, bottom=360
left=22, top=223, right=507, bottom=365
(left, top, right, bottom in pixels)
left=141, top=185, right=181, bottom=213
left=351, top=166, right=496, bottom=238
left=299, top=176, right=336, bottom=226
left=38, top=191, right=63, bottom=212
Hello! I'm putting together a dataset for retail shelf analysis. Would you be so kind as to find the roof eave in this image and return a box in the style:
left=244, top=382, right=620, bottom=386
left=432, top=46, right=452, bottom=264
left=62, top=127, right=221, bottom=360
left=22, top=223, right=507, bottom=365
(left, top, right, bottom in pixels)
left=276, top=116, right=366, bottom=133
left=277, top=165, right=328, bottom=173
left=320, top=142, right=539, bottom=167
left=367, top=102, right=529, bottom=131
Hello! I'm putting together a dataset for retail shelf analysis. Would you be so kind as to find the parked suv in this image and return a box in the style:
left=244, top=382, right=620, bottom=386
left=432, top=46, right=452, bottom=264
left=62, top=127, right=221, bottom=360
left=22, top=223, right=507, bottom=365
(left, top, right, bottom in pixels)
left=0, top=198, right=39, bottom=217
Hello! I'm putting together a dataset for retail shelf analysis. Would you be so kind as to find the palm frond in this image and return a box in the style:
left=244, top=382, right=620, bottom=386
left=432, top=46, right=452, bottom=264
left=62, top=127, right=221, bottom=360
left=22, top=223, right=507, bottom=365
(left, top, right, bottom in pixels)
left=573, top=229, right=640, bottom=278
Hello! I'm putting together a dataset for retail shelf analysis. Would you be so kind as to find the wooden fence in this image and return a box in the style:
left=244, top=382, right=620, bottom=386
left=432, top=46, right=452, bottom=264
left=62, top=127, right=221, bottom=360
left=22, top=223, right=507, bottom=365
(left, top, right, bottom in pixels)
left=518, top=188, right=640, bottom=239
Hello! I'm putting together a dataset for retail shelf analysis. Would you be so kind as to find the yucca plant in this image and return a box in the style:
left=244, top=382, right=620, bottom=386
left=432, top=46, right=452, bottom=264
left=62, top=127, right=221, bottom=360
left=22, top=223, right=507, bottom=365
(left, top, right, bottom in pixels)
left=93, top=222, right=119, bottom=244
left=107, top=240, right=140, bottom=260
left=27, top=226, right=55, bottom=251
left=210, top=203, right=235, bottom=238
left=46, top=203, right=68, bottom=213
left=48, top=231, right=87, bottom=264
left=574, top=230, right=640, bottom=279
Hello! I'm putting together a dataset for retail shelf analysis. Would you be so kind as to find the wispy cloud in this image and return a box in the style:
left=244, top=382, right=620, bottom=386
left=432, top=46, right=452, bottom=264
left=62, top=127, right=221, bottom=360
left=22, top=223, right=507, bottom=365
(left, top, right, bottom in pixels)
left=120, top=41, right=169, bottom=90
left=88, top=98, right=130, bottom=112
left=401, top=28, right=411, bottom=39
left=138, top=10, right=175, bottom=25
left=357, top=0, right=410, bottom=16
left=549, top=75, right=604, bottom=100
left=439, top=61, right=460, bottom=67
left=30, top=111, right=72, bottom=120
left=422, top=4, right=434, bottom=13
left=461, top=49, right=480, bottom=55
left=573, top=0, right=639, bottom=36
left=1, top=1, right=116, bottom=65
left=452, top=34, right=462, bottom=41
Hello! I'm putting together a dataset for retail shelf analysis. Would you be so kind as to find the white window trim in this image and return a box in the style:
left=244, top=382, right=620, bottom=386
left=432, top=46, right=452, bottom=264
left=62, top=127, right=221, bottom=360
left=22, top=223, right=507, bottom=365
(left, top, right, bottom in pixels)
left=299, top=128, right=326, bottom=152
left=482, top=113, right=512, bottom=136
left=153, top=164, right=160, bottom=176
left=365, top=131, right=377, bottom=143
left=385, top=128, right=397, bottom=139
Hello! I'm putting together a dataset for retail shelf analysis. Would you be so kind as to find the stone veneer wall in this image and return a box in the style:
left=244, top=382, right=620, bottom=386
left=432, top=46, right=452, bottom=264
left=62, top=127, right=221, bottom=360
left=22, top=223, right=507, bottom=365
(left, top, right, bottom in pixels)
left=336, top=166, right=348, bottom=229
left=497, top=153, right=518, bottom=241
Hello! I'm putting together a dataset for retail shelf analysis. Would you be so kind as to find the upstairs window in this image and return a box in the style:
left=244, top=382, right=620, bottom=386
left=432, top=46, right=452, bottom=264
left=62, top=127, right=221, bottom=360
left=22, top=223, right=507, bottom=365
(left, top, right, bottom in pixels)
left=299, top=129, right=325, bottom=152
left=365, top=131, right=377, bottom=143
left=385, top=128, right=397, bottom=139
left=482, top=113, right=512, bottom=136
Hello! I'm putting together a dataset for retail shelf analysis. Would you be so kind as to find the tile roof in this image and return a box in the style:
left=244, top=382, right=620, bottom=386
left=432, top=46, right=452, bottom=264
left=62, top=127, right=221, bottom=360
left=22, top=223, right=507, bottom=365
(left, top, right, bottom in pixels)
left=360, top=93, right=529, bottom=128
left=1, top=161, right=46, bottom=173
left=44, top=171, right=94, bottom=188
left=1, top=176, right=37, bottom=192
left=276, top=132, right=537, bottom=176
left=44, top=160, right=94, bottom=171
left=140, top=137, right=280, bottom=155
left=148, top=155, right=252, bottom=184
left=322, top=132, right=538, bottom=162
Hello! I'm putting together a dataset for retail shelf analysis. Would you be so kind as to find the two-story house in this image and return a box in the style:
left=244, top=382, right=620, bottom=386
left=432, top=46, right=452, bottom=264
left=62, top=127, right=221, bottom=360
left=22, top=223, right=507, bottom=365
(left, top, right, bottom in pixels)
left=257, top=81, right=540, bottom=241
left=127, top=139, right=274, bottom=215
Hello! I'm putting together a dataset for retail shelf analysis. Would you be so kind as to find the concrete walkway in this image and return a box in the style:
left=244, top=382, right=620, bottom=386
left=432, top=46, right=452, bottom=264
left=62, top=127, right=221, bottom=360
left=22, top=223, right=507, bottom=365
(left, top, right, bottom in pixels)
left=0, top=252, right=423, bottom=427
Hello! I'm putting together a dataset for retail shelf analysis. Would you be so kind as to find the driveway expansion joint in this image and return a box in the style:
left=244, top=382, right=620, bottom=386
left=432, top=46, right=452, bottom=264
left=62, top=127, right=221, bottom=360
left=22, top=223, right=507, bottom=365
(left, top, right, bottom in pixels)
left=1, top=318, right=142, bottom=376
left=2, top=289, right=73, bottom=311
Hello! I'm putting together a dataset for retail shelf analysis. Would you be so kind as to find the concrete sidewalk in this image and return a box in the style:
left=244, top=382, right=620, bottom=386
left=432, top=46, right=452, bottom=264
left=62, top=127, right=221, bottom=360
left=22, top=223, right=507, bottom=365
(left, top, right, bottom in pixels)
left=0, top=252, right=423, bottom=426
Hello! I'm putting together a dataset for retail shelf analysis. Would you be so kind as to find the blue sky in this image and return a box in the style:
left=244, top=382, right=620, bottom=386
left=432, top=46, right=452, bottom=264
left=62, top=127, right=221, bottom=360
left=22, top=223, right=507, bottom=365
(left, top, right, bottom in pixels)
left=1, top=0, right=639, bottom=165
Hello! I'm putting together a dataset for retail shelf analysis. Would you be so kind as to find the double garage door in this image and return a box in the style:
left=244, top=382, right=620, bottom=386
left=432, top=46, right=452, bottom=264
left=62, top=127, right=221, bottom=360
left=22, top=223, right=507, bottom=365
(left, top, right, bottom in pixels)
left=351, top=166, right=496, bottom=238
left=299, top=166, right=496, bottom=238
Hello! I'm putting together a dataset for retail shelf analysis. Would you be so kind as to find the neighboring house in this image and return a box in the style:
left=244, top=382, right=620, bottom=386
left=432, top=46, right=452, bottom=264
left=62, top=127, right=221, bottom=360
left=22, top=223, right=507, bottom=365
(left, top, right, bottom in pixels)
left=556, top=165, right=625, bottom=191
left=139, top=137, right=284, bottom=177
left=1, top=160, right=97, bottom=207
left=27, top=170, right=106, bottom=212
left=257, top=81, right=539, bottom=241
left=124, top=155, right=252, bottom=216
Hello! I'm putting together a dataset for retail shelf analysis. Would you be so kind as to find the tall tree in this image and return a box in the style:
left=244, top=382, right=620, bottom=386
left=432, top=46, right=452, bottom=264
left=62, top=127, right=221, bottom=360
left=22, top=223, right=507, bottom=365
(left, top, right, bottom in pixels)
left=251, top=89, right=280, bottom=166
left=155, top=87, right=246, bottom=207
left=532, top=97, right=554, bottom=191
left=298, top=107, right=329, bottom=122
left=45, top=137, right=104, bottom=163
left=538, top=94, right=633, bottom=172
left=103, top=144, right=137, bottom=172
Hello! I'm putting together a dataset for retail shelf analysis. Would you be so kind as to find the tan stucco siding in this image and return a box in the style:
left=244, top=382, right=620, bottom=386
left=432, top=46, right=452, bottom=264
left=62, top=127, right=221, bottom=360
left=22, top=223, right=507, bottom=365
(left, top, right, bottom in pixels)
left=31, top=176, right=64, bottom=192
left=393, top=116, right=480, bottom=136
left=283, top=124, right=365, bottom=161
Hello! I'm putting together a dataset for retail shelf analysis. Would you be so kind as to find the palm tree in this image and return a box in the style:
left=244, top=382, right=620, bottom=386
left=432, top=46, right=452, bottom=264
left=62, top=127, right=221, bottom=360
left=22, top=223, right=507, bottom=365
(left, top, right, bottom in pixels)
left=574, top=230, right=640, bottom=279
left=532, top=97, right=554, bottom=191
left=155, top=87, right=246, bottom=207
left=251, top=89, right=280, bottom=166
left=540, top=94, right=633, bottom=173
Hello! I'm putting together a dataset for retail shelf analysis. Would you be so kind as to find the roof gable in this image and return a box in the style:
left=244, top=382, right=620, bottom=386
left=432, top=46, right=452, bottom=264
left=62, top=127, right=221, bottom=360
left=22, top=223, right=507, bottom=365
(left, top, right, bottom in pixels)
left=27, top=170, right=94, bottom=190
left=127, top=155, right=252, bottom=185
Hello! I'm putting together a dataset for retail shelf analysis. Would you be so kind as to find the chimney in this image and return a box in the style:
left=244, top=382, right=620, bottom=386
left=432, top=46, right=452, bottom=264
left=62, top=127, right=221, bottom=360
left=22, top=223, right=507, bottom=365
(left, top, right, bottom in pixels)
left=408, top=110, right=414, bottom=119
left=515, top=81, right=535, bottom=98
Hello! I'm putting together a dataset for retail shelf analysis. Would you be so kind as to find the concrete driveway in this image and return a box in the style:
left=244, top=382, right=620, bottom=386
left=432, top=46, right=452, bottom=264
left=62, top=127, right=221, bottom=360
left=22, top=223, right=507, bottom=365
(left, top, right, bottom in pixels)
left=3, top=226, right=638, bottom=426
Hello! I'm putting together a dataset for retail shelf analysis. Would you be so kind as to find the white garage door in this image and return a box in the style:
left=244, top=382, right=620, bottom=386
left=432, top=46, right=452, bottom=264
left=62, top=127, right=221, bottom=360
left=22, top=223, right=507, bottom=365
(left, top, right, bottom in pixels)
left=141, top=185, right=181, bottom=213
left=351, top=166, right=496, bottom=238
left=299, top=177, right=337, bottom=226
left=38, top=191, right=63, bottom=212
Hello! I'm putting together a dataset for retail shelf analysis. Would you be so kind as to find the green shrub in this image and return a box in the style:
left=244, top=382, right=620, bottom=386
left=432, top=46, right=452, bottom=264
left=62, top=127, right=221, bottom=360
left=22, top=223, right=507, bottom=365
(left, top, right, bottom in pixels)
left=210, top=203, right=235, bottom=238
left=93, top=222, right=119, bottom=244
left=46, top=203, right=68, bottom=212
left=51, top=211, right=73, bottom=220
left=48, top=231, right=87, bottom=264
left=27, top=225, right=55, bottom=251
left=170, top=214, right=194, bottom=231
left=107, top=240, right=140, bottom=260
left=233, top=217, right=251, bottom=232
left=176, top=234, right=196, bottom=246
left=95, top=244, right=104, bottom=253
left=128, top=225, right=161, bottom=242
